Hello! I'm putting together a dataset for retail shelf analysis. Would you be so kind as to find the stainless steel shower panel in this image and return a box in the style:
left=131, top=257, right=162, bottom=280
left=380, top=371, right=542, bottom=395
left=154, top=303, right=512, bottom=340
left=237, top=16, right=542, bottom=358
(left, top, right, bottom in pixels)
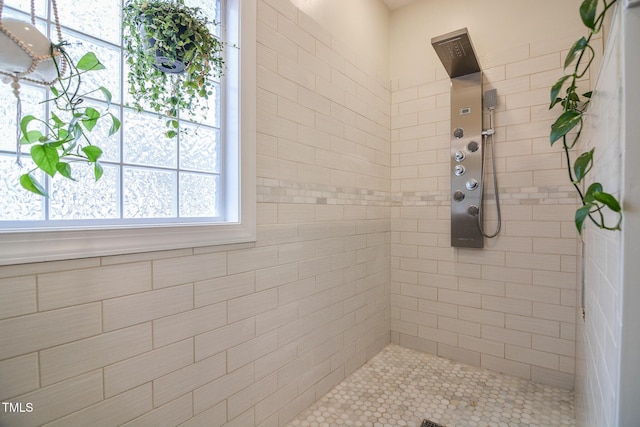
left=431, top=28, right=481, bottom=78
left=450, top=72, right=484, bottom=248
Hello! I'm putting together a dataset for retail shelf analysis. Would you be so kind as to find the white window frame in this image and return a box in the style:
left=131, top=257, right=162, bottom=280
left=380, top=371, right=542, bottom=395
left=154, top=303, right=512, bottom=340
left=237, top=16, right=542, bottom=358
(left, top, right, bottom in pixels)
left=0, top=0, right=256, bottom=266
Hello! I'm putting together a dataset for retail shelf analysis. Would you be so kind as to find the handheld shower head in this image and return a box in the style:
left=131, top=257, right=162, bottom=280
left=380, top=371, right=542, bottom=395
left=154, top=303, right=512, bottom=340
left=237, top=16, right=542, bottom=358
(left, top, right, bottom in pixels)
left=484, top=89, right=497, bottom=111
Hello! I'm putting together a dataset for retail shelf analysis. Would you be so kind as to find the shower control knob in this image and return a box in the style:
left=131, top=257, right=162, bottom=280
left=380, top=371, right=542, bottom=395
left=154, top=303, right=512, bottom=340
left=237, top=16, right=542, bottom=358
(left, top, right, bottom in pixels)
left=454, top=151, right=465, bottom=162
left=454, top=165, right=466, bottom=176
left=467, top=205, right=479, bottom=216
left=453, top=127, right=464, bottom=139
left=453, top=191, right=465, bottom=202
left=465, top=179, right=479, bottom=190
left=467, top=141, right=479, bottom=152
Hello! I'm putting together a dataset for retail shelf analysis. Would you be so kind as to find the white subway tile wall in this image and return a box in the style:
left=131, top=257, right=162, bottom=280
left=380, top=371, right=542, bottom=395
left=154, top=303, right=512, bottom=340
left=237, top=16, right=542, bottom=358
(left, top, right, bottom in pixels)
left=0, top=0, right=390, bottom=425
left=0, top=1, right=600, bottom=425
left=390, top=32, right=598, bottom=391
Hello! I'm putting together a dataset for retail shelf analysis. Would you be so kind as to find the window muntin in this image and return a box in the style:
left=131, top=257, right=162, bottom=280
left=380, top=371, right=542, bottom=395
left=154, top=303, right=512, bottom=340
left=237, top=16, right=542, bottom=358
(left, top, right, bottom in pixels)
left=0, top=0, right=256, bottom=265
left=0, top=0, right=225, bottom=228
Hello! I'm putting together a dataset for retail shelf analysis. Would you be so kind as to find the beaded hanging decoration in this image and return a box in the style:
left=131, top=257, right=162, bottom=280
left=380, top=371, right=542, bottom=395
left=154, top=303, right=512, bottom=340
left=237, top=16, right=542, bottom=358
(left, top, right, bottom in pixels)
left=0, top=0, right=66, bottom=166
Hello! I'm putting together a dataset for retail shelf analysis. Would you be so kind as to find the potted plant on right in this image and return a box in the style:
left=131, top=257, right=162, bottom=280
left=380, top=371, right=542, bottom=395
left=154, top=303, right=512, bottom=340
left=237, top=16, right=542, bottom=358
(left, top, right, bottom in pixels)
left=122, top=0, right=226, bottom=137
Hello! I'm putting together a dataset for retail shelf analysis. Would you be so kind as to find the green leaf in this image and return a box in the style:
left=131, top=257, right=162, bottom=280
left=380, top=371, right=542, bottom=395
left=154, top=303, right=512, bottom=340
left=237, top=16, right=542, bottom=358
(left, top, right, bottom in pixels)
left=565, top=37, right=588, bottom=69
left=31, top=144, right=60, bottom=177
left=580, top=0, right=598, bottom=30
left=20, top=130, right=44, bottom=145
left=81, top=107, right=100, bottom=131
left=97, top=86, right=113, bottom=105
left=50, top=112, right=65, bottom=129
left=108, top=113, right=121, bottom=136
left=550, top=75, right=571, bottom=108
left=550, top=110, right=582, bottom=145
left=573, top=148, right=594, bottom=182
left=94, top=162, right=104, bottom=181
left=594, top=191, right=621, bottom=212
left=82, top=145, right=103, bottom=162
left=50, top=86, right=59, bottom=97
left=165, top=130, right=177, bottom=138
left=20, top=115, right=37, bottom=137
left=575, top=203, right=593, bottom=233
left=584, top=182, right=603, bottom=203
left=56, top=162, right=74, bottom=179
left=19, top=173, right=48, bottom=197
left=76, top=52, right=105, bottom=71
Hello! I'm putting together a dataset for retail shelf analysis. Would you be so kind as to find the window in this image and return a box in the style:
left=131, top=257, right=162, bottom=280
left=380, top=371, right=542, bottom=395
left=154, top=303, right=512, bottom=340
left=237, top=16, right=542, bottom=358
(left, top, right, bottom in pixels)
left=0, top=0, right=256, bottom=265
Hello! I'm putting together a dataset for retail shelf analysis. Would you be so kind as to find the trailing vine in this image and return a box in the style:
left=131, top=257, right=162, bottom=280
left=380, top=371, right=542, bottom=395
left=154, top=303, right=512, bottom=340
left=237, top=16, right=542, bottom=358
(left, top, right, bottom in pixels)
left=549, top=0, right=622, bottom=233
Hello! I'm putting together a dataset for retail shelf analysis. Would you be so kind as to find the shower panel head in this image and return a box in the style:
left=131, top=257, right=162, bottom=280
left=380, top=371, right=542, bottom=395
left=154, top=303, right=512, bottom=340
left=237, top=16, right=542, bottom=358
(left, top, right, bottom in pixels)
left=431, top=28, right=481, bottom=78
left=484, top=89, right=498, bottom=110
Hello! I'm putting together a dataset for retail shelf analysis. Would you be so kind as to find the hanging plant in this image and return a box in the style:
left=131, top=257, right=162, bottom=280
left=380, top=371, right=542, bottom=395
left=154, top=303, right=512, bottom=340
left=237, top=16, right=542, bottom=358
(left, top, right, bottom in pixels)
left=122, top=0, right=225, bottom=138
left=0, top=0, right=120, bottom=197
left=549, top=0, right=622, bottom=233
left=17, top=44, right=121, bottom=196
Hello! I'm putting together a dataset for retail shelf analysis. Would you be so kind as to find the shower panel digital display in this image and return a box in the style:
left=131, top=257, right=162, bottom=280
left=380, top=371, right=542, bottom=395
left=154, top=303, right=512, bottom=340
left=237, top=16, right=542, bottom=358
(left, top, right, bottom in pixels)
left=431, top=28, right=485, bottom=248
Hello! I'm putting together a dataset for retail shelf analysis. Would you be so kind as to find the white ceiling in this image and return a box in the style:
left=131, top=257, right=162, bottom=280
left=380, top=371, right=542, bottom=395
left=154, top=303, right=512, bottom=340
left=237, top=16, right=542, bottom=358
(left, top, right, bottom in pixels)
left=383, top=0, right=418, bottom=10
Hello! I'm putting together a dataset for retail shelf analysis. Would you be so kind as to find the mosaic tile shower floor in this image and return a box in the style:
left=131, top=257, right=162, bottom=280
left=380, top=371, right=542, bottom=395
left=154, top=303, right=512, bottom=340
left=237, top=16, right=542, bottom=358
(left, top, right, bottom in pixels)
left=287, top=344, right=575, bottom=427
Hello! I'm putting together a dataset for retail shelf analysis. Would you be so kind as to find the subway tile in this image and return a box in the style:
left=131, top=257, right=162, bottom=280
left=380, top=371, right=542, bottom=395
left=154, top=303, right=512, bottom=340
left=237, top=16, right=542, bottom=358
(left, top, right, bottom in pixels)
left=153, top=252, right=226, bottom=289
left=481, top=354, right=531, bottom=380
left=0, top=275, right=36, bottom=319
left=437, top=343, right=480, bottom=367
left=256, top=302, right=299, bottom=336
left=482, top=295, right=532, bottom=316
left=255, top=341, right=298, bottom=380
left=0, top=303, right=101, bottom=360
left=195, top=272, right=255, bottom=307
left=228, top=372, right=279, bottom=420
left=505, top=344, right=559, bottom=370
left=46, top=383, right=152, bottom=427
left=228, top=246, right=279, bottom=275
left=153, top=302, right=227, bottom=348
left=532, top=334, right=575, bottom=357
left=506, top=314, right=559, bottom=337
left=533, top=302, right=576, bottom=323
left=104, top=339, right=193, bottom=397
left=438, top=316, right=481, bottom=338
left=0, top=371, right=103, bottom=426
left=506, top=283, right=560, bottom=304
left=482, top=325, right=531, bottom=348
left=228, top=331, right=279, bottom=371
left=153, top=352, right=226, bottom=407
left=122, top=393, right=192, bottom=427
left=531, top=366, right=574, bottom=390
left=0, top=353, right=39, bottom=401
left=182, top=401, right=226, bottom=427
left=195, top=318, right=255, bottom=361
left=418, top=325, right=457, bottom=347
left=0, top=257, right=100, bottom=280
left=193, top=364, right=254, bottom=415
left=438, top=289, right=481, bottom=308
left=38, top=262, right=151, bottom=310
left=40, top=323, right=152, bottom=386
left=458, top=307, right=505, bottom=327
left=458, top=334, right=504, bottom=358
left=228, top=289, right=278, bottom=323
left=103, top=284, right=193, bottom=332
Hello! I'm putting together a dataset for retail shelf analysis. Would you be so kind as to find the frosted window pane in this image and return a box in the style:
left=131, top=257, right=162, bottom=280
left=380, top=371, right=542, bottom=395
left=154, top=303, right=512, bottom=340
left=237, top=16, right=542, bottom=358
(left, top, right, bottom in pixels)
left=124, top=167, right=177, bottom=218
left=3, top=0, right=46, bottom=17
left=57, top=0, right=120, bottom=44
left=124, top=110, right=177, bottom=168
left=184, top=0, right=220, bottom=36
left=0, top=83, right=46, bottom=152
left=180, top=124, right=219, bottom=173
left=179, top=172, right=218, bottom=217
left=61, top=30, right=122, bottom=104
left=49, top=165, right=119, bottom=220
left=191, top=83, right=219, bottom=128
left=0, top=155, right=45, bottom=221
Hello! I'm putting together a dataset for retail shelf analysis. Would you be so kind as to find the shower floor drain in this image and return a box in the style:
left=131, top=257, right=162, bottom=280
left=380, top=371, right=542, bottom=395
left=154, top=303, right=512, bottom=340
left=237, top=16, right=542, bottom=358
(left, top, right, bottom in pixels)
left=420, top=420, right=445, bottom=427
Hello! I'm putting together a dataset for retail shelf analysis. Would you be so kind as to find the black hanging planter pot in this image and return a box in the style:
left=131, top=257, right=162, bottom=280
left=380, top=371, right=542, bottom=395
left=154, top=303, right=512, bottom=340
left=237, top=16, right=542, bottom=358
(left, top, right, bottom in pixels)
left=140, top=21, right=191, bottom=74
